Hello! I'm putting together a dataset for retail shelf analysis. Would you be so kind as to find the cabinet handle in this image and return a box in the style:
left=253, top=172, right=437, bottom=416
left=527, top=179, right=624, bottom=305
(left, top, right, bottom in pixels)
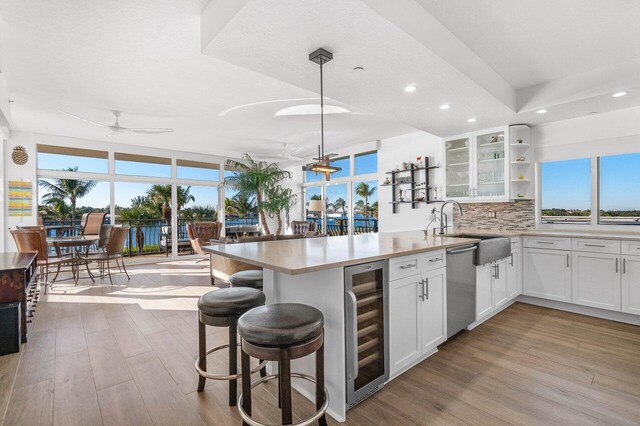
left=424, top=278, right=429, bottom=301
left=537, top=241, right=555, bottom=245
left=584, top=244, right=606, bottom=248
left=496, top=264, right=500, bottom=279
left=616, top=258, right=619, bottom=273
left=400, top=264, right=416, bottom=270
left=623, top=258, right=627, bottom=274
left=509, top=254, right=513, bottom=266
left=419, top=279, right=425, bottom=301
left=567, top=253, right=570, bottom=268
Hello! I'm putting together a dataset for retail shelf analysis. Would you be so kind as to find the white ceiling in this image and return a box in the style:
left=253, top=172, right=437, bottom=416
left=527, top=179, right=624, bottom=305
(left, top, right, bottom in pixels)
left=1, top=0, right=639, bottom=156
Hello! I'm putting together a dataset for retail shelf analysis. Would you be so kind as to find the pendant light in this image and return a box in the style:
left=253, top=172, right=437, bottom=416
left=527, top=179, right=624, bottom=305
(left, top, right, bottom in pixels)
left=302, top=47, right=341, bottom=181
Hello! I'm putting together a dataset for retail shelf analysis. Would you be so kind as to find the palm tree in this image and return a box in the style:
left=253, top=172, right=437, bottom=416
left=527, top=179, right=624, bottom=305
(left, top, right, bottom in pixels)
left=39, top=197, right=71, bottom=221
left=355, top=182, right=377, bottom=218
left=224, top=154, right=292, bottom=235
left=333, top=197, right=347, bottom=216
left=118, top=205, right=157, bottom=253
left=38, top=169, right=98, bottom=223
left=354, top=200, right=365, bottom=215
left=146, top=184, right=195, bottom=224
left=263, top=186, right=297, bottom=235
left=227, top=193, right=256, bottom=224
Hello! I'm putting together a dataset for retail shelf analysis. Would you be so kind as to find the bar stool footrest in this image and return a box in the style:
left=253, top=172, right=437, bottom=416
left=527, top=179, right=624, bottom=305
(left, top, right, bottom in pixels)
left=238, top=372, right=329, bottom=426
left=195, top=343, right=268, bottom=381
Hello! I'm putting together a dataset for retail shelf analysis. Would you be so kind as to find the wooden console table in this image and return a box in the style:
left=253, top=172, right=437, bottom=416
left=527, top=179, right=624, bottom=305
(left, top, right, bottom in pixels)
left=0, top=252, right=38, bottom=343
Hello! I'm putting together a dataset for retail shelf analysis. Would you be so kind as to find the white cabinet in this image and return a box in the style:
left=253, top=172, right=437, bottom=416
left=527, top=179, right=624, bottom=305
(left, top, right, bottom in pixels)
left=572, top=252, right=621, bottom=311
left=507, top=249, right=522, bottom=299
left=493, top=258, right=508, bottom=307
left=476, top=263, right=494, bottom=320
left=622, top=255, right=640, bottom=315
left=444, top=126, right=509, bottom=202
left=420, top=268, right=446, bottom=351
left=389, top=265, right=446, bottom=377
left=523, top=248, right=572, bottom=302
left=475, top=258, right=509, bottom=322
left=389, top=274, right=422, bottom=373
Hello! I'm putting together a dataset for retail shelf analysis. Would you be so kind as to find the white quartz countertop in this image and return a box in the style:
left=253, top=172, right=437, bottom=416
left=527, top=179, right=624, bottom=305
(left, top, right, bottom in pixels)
left=203, top=231, right=480, bottom=275
left=452, top=228, right=640, bottom=241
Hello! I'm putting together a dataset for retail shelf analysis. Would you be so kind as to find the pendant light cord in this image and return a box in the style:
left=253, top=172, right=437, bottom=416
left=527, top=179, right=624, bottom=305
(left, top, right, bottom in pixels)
left=320, top=58, right=324, bottom=158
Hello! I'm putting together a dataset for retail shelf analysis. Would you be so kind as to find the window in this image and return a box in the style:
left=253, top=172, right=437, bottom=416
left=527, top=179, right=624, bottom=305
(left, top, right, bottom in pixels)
left=355, top=151, right=377, bottom=175
left=176, top=159, right=220, bottom=181
left=115, top=152, right=171, bottom=178
left=353, top=180, right=378, bottom=233
left=304, top=186, right=323, bottom=233
left=37, top=145, right=108, bottom=173
left=329, top=156, right=350, bottom=178
left=304, top=170, right=324, bottom=183
left=541, top=159, right=591, bottom=224
left=326, top=183, right=348, bottom=235
left=178, top=185, right=219, bottom=255
left=600, top=153, right=640, bottom=225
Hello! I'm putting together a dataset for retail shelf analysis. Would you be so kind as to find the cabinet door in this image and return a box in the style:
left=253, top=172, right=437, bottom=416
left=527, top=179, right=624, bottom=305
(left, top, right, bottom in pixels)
left=420, top=268, right=446, bottom=352
left=507, top=250, right=521, bottom=299
left=523, top=248, right=572, bottom=302
left=622, top=255, right=640, bottom=315
left=473, top=128, right=508, bottom=200
left=389, top=275, right=421, bottom=375
left=493, top=259, right=508, bottom=307
left=476, top=263, right=494, bottom=320
left=444, top=135, right=472, bottom=199
left=571, top=252, right=621, bottom=311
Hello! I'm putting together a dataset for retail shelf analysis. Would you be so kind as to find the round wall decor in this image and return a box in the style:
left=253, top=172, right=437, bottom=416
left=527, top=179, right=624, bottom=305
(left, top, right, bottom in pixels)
left=11, top=146, right=29, bottom=165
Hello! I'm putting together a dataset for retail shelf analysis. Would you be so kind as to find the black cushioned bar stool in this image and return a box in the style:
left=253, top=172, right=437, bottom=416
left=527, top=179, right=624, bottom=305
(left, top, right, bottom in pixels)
left=238, top=303, right=328, bottom=426
left=195, top=287, right=267, bottom=406
left=230, top=270, right=264, bottom=290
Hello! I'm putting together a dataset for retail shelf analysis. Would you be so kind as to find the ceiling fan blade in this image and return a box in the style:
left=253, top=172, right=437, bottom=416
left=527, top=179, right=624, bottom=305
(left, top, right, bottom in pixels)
left=127, top=128, right=174, bottom=134
left=253, top=155, right=285, bottom=161
left=59, top=110, right=109, bottom=128
left=290, top=146, right=304, bottom=155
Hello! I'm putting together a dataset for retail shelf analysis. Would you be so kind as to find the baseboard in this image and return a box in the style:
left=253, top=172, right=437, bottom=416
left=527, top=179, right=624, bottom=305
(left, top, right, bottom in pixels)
left=518, top=295, right=640, bottom=326
left=467, top=298, right=517, bottom=330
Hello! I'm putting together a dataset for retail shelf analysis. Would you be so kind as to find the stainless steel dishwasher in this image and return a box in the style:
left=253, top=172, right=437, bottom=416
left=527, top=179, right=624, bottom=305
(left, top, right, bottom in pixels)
left=446, top=245, right=478, bottom=338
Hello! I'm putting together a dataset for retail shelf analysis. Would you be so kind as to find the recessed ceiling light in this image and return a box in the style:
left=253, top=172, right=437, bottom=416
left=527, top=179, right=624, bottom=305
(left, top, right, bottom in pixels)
left=537, top=109, right=547, bottom=114
left=467, top=118, right=477, bottom=123
left=613, top=91, right=628, bottom=98
left=440, top=104, right=451, bottom=110
left=405, top=84, right=417, bottom=93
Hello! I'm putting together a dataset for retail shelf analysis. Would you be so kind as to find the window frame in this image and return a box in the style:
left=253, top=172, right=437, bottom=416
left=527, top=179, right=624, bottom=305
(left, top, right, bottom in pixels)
left=536, top=154, right=639, bottom=230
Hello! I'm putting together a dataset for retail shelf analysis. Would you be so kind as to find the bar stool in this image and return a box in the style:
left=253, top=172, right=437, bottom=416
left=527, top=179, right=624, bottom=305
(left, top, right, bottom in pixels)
left=195, top=287, right=267, bottom=406
left=237, top=303, right=329, bottom=426
left=230, top=270, right=263, bottom=290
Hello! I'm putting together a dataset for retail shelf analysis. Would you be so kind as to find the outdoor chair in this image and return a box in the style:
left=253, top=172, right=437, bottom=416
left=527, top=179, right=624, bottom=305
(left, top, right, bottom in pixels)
left=87, top=226, right=131, bottom=284
left=81, top=212, right=107, bottom=236
left=160, top=226, right=192, bottom=256
left=10, top=228, right=74, bottom=293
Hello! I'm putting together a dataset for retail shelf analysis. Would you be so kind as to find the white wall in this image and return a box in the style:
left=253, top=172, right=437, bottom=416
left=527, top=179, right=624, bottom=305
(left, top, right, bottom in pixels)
left=377, top=131, right=444, bottom=232
left=533, top=106, right=640, bottom=162
left=3, top=131, right=37, bottom=250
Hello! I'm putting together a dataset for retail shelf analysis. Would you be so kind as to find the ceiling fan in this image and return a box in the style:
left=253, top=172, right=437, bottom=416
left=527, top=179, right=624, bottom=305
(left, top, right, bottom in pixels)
left=253, top=143, right=305, bottom=161
left=60, top=110, right=174, bottom=137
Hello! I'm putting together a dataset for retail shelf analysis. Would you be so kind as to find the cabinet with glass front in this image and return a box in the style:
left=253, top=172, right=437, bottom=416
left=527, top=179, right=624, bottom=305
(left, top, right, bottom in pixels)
left=444, top=126, right=510, bottom=202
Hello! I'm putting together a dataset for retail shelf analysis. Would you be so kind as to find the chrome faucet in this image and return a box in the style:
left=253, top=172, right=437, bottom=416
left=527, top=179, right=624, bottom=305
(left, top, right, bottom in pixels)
left=438, top=200, right=463, bottom=235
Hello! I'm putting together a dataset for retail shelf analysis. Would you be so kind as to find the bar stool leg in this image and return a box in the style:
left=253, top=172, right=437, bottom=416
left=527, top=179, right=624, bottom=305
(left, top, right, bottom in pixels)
left=279, top=349, right=292, bottom=425
left=229, top=317, right=238, bottom=407
left=197, top=320, right=206, bottom=392
left=316, top=341, right=328, bottom=426
left=241, top=347, right=252, bottom=426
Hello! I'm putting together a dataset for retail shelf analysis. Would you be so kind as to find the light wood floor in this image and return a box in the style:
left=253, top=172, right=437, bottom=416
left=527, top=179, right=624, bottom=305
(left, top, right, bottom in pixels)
left=2, top=260, right=640, bottom=425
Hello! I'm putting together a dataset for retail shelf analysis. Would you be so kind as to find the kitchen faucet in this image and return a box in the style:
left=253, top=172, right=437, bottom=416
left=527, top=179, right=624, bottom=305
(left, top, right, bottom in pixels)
left=438, top=200, right=463, bottom=235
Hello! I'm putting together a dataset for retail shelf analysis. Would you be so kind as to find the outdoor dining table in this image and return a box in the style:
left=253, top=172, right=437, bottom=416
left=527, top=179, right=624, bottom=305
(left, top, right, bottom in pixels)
left=224, top=225, right=261, bottom=239
left=45, top=224, right=80, bottom=237
left=46, top=235, right=99, bottom=284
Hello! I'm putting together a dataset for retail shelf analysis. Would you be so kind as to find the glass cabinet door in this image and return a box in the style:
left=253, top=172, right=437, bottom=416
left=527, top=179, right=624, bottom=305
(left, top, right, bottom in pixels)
left=445, top=137, right=471, bottom=198
left=474, top=130, right=506, bottom=198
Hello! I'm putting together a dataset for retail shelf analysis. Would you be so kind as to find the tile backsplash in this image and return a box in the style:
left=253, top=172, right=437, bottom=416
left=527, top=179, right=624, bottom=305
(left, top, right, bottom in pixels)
left=453, top=200, right=535, bottom=231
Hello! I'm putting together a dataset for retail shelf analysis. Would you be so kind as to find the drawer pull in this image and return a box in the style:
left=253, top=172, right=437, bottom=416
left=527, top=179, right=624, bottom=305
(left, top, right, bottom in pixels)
left=399, top=264, right=416, bottom=270
left=584, top=244, right=606, bottom=248
left=567, top=253, right=570, bottom=268
left=616, top=258, right=619, bottom=273
left=428, top=257, right=442, bottom=263
left=537, top=241, right=555, bottom=245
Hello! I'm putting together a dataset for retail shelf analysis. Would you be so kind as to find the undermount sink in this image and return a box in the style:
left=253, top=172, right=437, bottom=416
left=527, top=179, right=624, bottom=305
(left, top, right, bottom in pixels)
left=453, top=234, right=512, bottom=265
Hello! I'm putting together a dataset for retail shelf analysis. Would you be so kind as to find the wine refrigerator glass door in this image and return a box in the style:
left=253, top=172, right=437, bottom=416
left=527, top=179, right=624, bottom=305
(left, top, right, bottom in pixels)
left=345, top=260, right=389, bottom=407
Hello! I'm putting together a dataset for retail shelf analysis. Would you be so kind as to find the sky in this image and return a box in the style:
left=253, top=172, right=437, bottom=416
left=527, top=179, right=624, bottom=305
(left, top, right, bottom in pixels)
left=541, top=154, right=640, bottom=211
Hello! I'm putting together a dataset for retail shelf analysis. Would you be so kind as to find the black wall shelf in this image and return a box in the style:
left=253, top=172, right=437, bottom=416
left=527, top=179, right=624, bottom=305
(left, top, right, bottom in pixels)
left=384, top=157, right=440, bottom=214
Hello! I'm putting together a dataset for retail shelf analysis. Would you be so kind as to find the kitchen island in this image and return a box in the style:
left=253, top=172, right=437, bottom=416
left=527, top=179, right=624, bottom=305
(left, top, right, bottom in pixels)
left=203, top=231, right=479, bottom=421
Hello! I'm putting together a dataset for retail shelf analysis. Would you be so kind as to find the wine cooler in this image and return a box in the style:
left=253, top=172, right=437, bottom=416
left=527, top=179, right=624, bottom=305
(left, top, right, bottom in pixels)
left=345, top=260, right=389, bottom=408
